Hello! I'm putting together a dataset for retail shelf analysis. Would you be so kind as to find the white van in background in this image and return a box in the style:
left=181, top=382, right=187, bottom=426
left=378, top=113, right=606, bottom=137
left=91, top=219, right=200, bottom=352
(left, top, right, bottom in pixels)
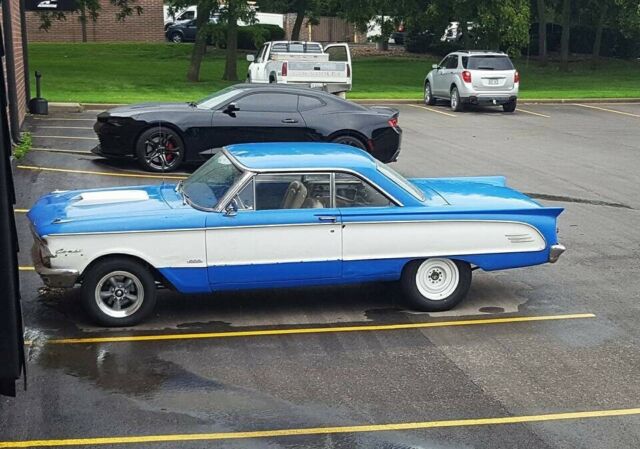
left=163, top=6, right=283, bottom=30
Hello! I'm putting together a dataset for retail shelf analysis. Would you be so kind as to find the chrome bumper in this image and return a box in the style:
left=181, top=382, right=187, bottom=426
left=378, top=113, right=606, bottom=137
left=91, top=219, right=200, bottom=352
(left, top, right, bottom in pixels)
left=31, top=244, right=79, bottom=288
left=549, top=244, right=566, bottom=263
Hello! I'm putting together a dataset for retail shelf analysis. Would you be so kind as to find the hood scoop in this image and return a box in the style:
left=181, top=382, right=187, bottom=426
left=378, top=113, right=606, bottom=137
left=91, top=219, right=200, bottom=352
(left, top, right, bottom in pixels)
left=72, top=190, right=149, bottom=206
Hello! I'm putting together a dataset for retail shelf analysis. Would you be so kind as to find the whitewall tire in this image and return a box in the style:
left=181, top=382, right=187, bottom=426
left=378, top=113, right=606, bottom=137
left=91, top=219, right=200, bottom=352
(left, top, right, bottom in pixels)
left=401, top=258, right=472, bottom=311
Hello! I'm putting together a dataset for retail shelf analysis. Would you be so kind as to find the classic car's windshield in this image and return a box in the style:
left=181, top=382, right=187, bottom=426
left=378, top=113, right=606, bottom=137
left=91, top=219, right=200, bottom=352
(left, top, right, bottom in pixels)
left=182, top=151, right=244, bottom=209
left=196, top=87, right=246, bottom=109
left=377, top=162, right=426, bottom=201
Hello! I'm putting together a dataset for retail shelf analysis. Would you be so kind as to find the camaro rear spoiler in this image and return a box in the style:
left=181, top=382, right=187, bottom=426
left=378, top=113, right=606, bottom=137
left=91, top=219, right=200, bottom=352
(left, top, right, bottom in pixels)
left=368, top=106, right=399, bottom=118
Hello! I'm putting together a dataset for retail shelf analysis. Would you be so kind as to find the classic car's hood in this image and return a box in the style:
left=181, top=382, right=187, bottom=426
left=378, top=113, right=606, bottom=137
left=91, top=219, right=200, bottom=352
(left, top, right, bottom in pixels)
left=27, top=184, right=201, bottom=237
left=103, top=102, right=196, bottom=118
left=410, top=176, right=546, bottom=211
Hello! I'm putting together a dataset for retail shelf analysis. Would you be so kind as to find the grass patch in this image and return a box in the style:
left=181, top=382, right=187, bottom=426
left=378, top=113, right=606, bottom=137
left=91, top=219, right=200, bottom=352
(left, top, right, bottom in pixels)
left=13, top=132, right=32, bottom=159
left=29, top=42, right=640, bottom=103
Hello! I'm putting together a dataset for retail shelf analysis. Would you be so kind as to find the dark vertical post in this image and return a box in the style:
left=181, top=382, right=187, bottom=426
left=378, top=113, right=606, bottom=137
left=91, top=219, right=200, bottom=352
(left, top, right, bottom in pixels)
left=19, top=0, right=30, bottom=102
left=0, top=10, right=25, bottom=397
left=1, top=0, right=22, bottom=141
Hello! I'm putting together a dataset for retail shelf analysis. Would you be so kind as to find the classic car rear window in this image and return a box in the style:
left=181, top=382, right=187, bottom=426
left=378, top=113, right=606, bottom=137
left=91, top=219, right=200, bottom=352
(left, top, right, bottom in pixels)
left=377, top=162, right=426, bottom=201
left=182, top=152, right=244, bottom=209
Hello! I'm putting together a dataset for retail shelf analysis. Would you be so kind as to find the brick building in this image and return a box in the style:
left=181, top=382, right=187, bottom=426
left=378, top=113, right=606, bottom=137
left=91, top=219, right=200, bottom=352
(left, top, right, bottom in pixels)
left=26, top=0, right=164, bottom=43
left=1, top=0, right=29, bottom=137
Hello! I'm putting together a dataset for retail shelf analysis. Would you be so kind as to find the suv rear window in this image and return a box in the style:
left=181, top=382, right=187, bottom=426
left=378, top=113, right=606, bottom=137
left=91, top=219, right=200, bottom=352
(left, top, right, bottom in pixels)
left=463, top=56, right=514, bottom=70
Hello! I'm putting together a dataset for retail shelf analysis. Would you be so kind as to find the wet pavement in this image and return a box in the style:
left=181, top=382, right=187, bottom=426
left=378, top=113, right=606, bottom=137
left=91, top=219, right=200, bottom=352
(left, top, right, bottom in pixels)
left=1, top=103, right=640, bottom=448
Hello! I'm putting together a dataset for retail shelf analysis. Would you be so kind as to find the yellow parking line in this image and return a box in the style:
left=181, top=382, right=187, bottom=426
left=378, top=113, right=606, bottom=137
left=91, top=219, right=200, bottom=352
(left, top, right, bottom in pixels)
left=31, top=135, right=98, bottom=140
left=407, top=104, right=457, bottom=118
left=575, top=104, right=640, bottom=118
left=1, top=406, right=638, bottom=448
left=37, top=126, right=94, bottom=130
left=19, top=266, right=35, bottom=271
left=517, top=108, right=550, bottom=118
left=16, top=165, right=187, bottom=180
left=36, top=313, right=595, bottom=345
left=31, top=147, right=94, bottom=155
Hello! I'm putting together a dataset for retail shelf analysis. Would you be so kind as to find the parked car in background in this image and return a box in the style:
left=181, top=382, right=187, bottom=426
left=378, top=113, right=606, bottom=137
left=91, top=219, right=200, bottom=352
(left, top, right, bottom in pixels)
left=247, top=41, right=352, bottom=96
left=92, top=84, right=401, bottom=172
left=163, top=5, right=196, bottom=31
left=424, top=50, right=520, bottom=112
left=165, top=18, right=215, bottom=43
left=28, top=143, right=565, bottom=326
left=440, top=21, right=477, bottom=42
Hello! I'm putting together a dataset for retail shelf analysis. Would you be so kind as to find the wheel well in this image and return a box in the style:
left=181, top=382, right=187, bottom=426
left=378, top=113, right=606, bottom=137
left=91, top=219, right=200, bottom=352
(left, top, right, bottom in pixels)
left=328, top=130, right=370, bottom=148
left=269, top=72, right=277, bottom=82
left=81, top=254, right=175, bottom=290
left=450, top=83, right=458, bottom=93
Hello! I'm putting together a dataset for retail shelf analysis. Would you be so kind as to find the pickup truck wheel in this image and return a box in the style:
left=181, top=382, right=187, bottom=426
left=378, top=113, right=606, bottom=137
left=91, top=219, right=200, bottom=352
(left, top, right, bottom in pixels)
left=331, top=135, right=367, bottom=150
left=424, top=82, right=436, bottom=105
left=401, top=258, right=471, bottom=312
left=82, top=258, right=157, bottom=327
left=136, top=127, right=185, bottom=172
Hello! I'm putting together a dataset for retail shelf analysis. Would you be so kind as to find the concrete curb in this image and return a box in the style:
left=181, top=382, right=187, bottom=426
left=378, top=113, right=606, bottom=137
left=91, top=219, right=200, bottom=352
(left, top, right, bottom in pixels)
left=40, top=97, right=640, bottom=113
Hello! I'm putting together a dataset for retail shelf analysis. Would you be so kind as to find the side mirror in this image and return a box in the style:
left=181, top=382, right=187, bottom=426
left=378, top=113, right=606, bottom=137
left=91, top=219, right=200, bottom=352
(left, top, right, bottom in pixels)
left=224, top=200, right=238, bottom=217
left=432, top=64, right=439, bottom=70
left=223, top=102, right=239, bottom=116
left=246, top=54, right=255, bottom=62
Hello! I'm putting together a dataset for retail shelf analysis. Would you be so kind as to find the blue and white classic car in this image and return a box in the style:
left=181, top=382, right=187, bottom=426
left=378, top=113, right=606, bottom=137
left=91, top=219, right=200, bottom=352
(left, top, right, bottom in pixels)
left=28, top=143, right=565, bottom=326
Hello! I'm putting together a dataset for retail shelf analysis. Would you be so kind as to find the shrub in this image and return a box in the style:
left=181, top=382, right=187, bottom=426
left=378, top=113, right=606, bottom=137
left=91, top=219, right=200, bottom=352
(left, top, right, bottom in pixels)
left=211, top=24, right=285, bottom=50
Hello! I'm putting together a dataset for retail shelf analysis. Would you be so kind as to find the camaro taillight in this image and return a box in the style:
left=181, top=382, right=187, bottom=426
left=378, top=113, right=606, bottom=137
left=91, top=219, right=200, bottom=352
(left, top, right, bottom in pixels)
left=514, top=70, right=520, bottom=83
left=462, top=70, right=472, bottom=83
left=388, top=117, right=399, bottom=128
left=281, top=62, right=288, bottom=77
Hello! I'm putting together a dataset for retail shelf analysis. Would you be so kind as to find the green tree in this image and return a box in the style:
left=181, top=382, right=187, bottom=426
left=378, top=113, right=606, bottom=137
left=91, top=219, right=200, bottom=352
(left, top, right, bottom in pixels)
left=37, top=0, right=142, bottom=43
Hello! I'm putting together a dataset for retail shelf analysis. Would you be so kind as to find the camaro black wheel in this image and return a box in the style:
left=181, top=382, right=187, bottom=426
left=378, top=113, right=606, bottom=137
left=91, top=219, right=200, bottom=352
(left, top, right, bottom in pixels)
left=331, top=135, right=367, bottom=150
left=81, top=258, right=157, bottom=327
left=424, top=82, right=436, bottom=105
left=135, top=127, right=185, bottom=172
left=401, top=258, right=472, bottom=312
left=450, top=87, right=464, bottom=112
left=503, top=100, right=517, bottom=113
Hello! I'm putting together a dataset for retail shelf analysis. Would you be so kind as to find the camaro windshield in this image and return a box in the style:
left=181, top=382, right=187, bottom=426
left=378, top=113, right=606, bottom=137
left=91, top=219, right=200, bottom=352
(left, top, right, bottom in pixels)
left=182, top=152, right=244, bottom=209
left=196, top=87, right=246, bottom=109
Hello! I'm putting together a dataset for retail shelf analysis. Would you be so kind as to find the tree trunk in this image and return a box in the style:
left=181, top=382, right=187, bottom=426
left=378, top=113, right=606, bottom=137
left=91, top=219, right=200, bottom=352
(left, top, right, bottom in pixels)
left=560, top=0, right=571, bottom=71
left=592, top=2, right=607, bottom=66
left=187, top=4, right=212, bottom=82
left=536, top=0, right=547, bottom=63
left=291, top=4, right=306, bottom=41
left=223, top=9, right=238, bottom=81
left=79, top=4, right=87, bottom=43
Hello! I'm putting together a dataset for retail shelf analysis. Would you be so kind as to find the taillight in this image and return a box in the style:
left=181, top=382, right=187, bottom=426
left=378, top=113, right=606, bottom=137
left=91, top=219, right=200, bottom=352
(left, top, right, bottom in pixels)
left=346, top=64, right=351, bottom=77
left=388, top=117, right=398, bottom=128
left=462, top=70, right=472, bottom=83
left=514, top=70, right=520, bottom=83
left=281, top=62, right=288, bottom=77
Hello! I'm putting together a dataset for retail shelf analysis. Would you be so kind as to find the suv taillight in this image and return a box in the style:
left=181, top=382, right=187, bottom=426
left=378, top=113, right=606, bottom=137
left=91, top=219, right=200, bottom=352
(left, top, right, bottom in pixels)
left=388, top=117, right=399, bottom=128
left=462, top=70, right=472, bottom=83
left=514, top=70, right=520, bottom=83
left=282, top=62, right=288, bottom=77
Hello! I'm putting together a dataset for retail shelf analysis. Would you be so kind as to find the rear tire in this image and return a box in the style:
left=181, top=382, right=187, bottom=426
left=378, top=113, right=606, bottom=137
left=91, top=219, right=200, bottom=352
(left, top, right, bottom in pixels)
left=331, top=134, right=367, bottom=151
left=424, top=82, right=436, bottom=105
left=450, top=87, right=464, bottom=112
left=503, top=100, right=517, bottom=113
left=401, top=258, right=471, bottom=312
left=81, top=258, right=157, bottom=327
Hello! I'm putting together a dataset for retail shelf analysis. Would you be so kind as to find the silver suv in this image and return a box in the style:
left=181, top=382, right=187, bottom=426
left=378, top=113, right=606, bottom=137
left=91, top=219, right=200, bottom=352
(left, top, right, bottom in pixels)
left=424, top=51, right=519, bottom=112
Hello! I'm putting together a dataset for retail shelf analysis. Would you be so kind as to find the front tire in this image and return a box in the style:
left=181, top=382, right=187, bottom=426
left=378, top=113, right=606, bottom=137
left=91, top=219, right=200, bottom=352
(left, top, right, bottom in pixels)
left=401, top=258, right=471, bottom=312
left=450, top=86, right=464, bottom=112
left=81, top=258, right=157, bottom=327
left=503, top=99, right=517, bottom=112
left=424, top=82, right=436, bottom=105
left=170, top=32, right=184, bottom=43
left=135, top=127, right=185, bottom=172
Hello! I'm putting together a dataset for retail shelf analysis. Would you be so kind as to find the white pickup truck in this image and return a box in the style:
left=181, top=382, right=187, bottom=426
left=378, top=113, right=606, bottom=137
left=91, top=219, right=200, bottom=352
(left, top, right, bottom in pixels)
left=246, top=41, right=352, bottom=96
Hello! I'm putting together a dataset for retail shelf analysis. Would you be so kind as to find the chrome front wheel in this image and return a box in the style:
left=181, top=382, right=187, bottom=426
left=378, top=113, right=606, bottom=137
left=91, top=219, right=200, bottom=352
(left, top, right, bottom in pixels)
left=95, top=271, right=144, bottom=319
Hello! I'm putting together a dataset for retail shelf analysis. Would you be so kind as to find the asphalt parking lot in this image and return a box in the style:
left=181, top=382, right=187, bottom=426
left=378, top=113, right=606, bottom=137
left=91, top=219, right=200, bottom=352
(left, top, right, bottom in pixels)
left=2, top=102, right=640, bottom=448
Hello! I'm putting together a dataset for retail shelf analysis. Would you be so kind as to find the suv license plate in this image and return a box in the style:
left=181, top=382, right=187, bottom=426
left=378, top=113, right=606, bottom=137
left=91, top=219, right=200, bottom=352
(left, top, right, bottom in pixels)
left=488, top=79, right=499, bottom=86
left=310, top=83, right=325, bottom=88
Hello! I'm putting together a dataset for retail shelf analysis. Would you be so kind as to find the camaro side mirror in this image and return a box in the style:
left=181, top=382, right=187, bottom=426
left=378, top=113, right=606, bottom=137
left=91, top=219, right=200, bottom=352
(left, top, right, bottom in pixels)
left=223, top=103, right=239, bottom=116
left=246, top=54, right=255, bottom=62
left=432, top=64, right=439, bottom=69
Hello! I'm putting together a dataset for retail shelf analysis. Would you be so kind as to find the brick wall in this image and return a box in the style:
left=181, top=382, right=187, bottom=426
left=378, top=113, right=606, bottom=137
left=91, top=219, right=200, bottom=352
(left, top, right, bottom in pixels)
left=26, top=0, right=164, bottom=43
left=0, top=0, right=27, bottom=131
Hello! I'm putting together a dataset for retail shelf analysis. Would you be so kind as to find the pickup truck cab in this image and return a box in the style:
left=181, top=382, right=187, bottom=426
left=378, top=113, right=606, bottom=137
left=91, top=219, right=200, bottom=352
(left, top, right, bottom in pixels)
left=247, top=41, right=352, bottom=96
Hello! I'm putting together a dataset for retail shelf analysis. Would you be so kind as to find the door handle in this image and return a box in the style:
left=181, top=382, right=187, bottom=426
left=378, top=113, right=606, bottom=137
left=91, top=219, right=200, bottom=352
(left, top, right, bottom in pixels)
left=316, top=215, right=337, bottom=223
left=281, top=118, right=298, bottom=124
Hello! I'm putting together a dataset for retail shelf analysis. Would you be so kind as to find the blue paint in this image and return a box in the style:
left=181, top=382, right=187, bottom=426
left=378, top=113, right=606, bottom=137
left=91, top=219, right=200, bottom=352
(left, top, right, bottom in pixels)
left=158, top=267, right=209, bottom=293
left=208, top=260, right=342, bottom=287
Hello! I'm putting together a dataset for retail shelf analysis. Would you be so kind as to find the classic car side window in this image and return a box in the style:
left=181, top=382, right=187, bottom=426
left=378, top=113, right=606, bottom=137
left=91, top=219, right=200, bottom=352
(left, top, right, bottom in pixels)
left=334, top=173, right=393, bottom=208
left=233, top=178, right=255, bottom=210
left=249, top=173, right=331, bottom=210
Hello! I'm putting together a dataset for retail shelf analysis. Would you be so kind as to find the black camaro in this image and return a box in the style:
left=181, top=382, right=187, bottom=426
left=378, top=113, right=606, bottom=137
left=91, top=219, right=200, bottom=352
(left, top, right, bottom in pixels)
left=93, top=84, right=402, bottom=172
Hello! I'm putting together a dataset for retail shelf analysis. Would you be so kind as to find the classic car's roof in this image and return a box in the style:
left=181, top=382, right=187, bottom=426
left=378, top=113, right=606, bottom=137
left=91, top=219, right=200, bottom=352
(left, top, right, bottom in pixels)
left=225, top=143, right=377, bottom=172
